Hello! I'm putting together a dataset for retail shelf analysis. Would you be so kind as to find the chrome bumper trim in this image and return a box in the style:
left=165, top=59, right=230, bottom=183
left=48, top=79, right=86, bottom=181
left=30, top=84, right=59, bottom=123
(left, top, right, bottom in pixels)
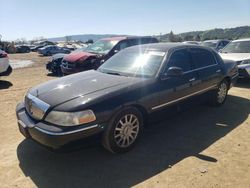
left=34, top=124, right=99, bottom=136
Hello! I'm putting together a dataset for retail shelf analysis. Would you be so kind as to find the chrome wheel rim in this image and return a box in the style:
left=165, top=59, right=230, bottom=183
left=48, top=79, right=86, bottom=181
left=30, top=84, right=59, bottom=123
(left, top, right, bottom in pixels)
left=114, top=114, right=140, bottom=148
left=217, top=83, right=227, bottom=103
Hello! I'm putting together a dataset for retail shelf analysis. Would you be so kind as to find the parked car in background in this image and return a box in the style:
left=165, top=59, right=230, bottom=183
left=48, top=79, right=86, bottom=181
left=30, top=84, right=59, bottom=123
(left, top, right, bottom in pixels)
left=31, top=41, right=55, bottom=52
left=46, top=48, right=86, bottom=75
left=0, top=50, right=12, bottom=77
left=30, top=45, right=44, bottom=52
left=38, top=45, right=71, bottom=56
left=61, top=36, right=159, bottom=75
left=16, top=43, right=238, bottom=153
left=16, top=45, right=31, bottom=53
left=182, top=41, right=200, bottom=45
left=220, top=38, right=250, bottom=79
left=201, top=39, right=230, bottom=51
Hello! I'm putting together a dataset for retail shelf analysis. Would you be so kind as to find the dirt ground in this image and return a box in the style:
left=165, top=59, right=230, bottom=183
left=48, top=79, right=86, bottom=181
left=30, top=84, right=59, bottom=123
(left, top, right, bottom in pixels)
left=0, top=53, right=249, bottom=188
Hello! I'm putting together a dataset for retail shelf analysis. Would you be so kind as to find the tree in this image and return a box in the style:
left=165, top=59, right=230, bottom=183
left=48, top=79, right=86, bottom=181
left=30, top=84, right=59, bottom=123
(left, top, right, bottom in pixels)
left=65, top=36, right=72, bottom=43
left=194, top=34, right=201, bottom=41
left=168, top=31, right=175, bottom=42
left=86, top=39, right=94, bottom=44
left=184, top=35, right=194, bottom=41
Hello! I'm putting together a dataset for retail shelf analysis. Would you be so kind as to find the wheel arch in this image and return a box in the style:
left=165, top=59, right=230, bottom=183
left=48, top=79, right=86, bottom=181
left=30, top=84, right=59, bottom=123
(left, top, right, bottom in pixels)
left=223, top=76, right=231, bottom=89
left=108, top=103, right=149, bottom=127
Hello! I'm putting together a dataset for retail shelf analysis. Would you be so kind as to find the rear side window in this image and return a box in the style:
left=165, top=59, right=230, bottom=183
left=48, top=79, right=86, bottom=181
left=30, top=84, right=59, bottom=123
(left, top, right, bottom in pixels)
left=167, top=49, right=193, bottom=72
left=190, top=48, right=217, bottom=69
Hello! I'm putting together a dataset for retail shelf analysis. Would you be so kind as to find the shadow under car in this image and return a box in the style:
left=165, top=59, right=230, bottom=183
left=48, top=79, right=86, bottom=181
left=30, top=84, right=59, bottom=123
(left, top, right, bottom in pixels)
left=17, top=95, right=250, bottom=188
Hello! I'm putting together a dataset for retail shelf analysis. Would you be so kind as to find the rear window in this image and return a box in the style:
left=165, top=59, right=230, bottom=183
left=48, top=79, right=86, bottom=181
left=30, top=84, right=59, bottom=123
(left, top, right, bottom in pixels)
left=190, top=48, right=217, bottom=69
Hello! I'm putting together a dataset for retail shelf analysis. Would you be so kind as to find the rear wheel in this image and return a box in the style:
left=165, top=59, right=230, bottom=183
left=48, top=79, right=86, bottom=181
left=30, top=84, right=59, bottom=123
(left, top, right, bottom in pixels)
left=102, top=107, right=143, bottom=153
left=209, top=79, right=229, bottom=106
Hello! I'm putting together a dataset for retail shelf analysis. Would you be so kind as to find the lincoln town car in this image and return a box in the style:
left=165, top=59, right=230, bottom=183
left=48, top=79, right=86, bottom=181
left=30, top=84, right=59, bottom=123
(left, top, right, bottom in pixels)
left=16, top=43, right=238, bottom=153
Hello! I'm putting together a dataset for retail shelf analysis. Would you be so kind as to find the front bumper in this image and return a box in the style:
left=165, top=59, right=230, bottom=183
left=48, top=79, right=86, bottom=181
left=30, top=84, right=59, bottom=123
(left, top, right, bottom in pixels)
left=0, top=66, right=12, bottom=76
left=61, top=66, right=80, bottom=75
left=230, top=73, right=239, bottom=88
left=16, top=102, right=104, bottom=149
left=238, top=65, right=250, bottom=78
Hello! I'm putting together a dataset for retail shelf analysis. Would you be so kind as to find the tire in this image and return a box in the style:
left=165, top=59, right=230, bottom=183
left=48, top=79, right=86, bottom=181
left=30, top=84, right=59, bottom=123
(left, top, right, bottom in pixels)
left=209, top=79, right=229, bottom=106
left=102, top=107, right=144, bottom=153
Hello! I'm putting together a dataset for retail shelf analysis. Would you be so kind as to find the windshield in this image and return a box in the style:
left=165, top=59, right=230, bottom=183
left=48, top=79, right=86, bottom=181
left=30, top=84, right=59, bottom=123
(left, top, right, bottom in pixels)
left=201, top=42, right=217, bottom=48
left=72, top=48, right=86, bottom=53
left=85, top=40, right=119, bottom=54
left=221, top=41, right=250, bottom=53
left=98, top=50, right=165, bottom=78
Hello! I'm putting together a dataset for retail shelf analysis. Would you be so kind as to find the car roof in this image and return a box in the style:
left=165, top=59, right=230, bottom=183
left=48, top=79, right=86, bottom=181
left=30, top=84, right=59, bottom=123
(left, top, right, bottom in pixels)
left=232, top=38, right=250, bottom=42
left=101, top=36, right=157, bottom=42
left=125, top=42, right=210, bottom=52
left=203, top=39, right=229, bottom=43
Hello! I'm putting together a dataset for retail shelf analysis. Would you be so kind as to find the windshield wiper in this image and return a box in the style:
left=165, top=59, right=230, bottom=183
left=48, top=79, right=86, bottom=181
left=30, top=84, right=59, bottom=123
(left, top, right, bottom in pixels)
left=105, top=71, right=129, bottom=77
left=106, top=72, right=122, bottom=76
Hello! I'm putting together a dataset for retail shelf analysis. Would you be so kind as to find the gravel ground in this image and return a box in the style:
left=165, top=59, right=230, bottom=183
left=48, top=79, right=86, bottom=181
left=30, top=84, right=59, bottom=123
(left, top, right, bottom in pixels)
left=0, top=53, right=249, bottom=188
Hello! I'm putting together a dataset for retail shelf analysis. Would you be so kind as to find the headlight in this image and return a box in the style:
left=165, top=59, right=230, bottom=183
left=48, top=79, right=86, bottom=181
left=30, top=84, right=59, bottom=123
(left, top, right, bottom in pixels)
left=241, top=59, right=250, bottom=64
left=45, top=110, right=96, bottom=126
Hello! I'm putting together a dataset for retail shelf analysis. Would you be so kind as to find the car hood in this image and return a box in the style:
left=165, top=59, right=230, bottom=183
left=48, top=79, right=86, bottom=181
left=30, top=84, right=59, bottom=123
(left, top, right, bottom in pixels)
left=28, top=70, right=144, bottom=108
left=52, top=53, right=66, bottom=60
left=220, top=53, right=250, bottom=61
left=63, top=51, right=96, bottom=62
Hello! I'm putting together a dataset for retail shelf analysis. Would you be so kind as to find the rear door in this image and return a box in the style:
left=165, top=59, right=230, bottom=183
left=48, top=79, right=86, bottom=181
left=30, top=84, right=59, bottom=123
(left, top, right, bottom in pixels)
left=189, top=47, right=222, bottom=90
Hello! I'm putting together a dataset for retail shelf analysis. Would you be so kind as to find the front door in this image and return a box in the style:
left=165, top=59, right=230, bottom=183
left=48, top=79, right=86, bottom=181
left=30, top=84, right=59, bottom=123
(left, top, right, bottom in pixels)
left=152, top=48, right=199, bottom=111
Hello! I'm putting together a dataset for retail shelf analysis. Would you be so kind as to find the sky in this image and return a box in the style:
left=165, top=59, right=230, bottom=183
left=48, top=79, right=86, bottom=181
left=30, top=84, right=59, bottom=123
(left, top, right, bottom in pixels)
left=0, top=0, right=250, bottom=41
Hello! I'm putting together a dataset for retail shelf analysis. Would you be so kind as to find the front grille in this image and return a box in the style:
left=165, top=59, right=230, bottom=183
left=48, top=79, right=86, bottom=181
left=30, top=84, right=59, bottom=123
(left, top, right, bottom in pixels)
left=25, top=93, right=50, bottom=120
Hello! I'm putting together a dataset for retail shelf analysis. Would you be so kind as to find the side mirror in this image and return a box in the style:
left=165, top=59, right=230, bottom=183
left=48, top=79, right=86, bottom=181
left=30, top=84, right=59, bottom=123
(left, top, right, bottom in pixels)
left=161, top=67, right=183, bottom=80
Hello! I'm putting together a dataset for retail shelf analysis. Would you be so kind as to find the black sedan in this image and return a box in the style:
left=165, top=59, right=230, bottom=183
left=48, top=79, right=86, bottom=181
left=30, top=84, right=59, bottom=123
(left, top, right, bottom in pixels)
left=16, top=45, right=31, bottom=53
left=16, top=43, right=238, bottom=153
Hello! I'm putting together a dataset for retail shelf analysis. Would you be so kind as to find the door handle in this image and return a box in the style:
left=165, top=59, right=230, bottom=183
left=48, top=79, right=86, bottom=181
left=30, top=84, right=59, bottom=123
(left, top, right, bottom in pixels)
left=216, top=69, right=221, bottom=73
left=189, top=78, right=196, bottom=82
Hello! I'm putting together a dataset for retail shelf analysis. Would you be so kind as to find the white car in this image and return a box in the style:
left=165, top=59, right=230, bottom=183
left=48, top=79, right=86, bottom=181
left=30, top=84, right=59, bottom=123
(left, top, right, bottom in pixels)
left=0, top=49, right=12, bottom=77
left=220, top=38, right=250, bottom=79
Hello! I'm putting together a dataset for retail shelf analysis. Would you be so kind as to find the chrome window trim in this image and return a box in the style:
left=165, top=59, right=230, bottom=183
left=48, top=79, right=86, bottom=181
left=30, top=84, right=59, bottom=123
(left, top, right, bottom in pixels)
left=162, top=47, right=220, bottom=75
left=34, top=124, right=99, bottom=136
left=151, top=85, right=217, bottom=111
left=182, top=64, right=218, bottom=74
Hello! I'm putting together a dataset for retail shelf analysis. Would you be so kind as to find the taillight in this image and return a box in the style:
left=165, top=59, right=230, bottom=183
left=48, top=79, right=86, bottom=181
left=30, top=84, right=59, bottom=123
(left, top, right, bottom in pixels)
left=0, top=52, right=8, bottom=58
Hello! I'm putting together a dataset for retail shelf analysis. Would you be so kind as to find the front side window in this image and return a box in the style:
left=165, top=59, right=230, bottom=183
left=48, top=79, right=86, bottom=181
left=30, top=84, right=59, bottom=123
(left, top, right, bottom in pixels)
left=190, top=48, right=217, bottom=68
left=98, top=49, right=165, bottom=78
left=167, top=49, right=192, bottom=72
left=221, top=41, right=250, bottom=53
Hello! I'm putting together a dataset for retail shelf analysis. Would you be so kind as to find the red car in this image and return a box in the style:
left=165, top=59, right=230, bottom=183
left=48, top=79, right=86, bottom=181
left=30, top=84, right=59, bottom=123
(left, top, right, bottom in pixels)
left=61, top=36, right=158, bottom=75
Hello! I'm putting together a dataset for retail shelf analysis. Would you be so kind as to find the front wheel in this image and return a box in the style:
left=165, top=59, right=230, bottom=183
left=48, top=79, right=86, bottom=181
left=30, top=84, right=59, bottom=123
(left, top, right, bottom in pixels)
left=102, top=107, right=143, bottom=153
left=209, top=80, right=229, bottom=106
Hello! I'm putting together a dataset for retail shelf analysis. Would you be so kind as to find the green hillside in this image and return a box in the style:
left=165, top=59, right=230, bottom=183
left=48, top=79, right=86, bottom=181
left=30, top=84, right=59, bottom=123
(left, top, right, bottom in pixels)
left=159, top=26, right=250, bottom=42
